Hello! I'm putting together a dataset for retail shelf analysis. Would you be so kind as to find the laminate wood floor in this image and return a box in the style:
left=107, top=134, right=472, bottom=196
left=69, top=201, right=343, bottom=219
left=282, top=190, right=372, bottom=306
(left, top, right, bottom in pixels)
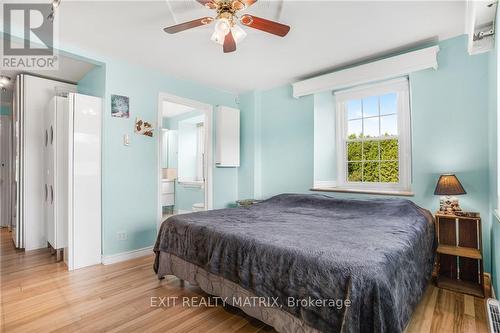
left=0, top=228, right=490, bottom=333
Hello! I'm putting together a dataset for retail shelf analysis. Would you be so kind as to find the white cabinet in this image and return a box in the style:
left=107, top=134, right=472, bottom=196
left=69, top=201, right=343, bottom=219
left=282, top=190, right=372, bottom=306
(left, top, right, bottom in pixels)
left=12, top=74, right=76, bottom=250
left=162, top=180, right=175, bottom=193
left=68, top=93, right=102, bottom=271
left=215, top=106, right=240, bottom=167
left=45, top=93, right=102, bottom=270
left=161, top=180, right=175, bottom=206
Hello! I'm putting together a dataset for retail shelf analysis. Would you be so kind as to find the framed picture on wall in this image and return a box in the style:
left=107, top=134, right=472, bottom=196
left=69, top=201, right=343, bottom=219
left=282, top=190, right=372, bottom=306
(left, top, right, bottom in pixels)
left=134, top=117, right=154, bottom=137
left=111, top=94, right=130, bottom=118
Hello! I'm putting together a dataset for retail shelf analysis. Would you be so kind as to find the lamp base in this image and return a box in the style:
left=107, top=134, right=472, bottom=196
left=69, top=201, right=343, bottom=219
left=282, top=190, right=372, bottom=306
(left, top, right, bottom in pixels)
left=439, top=196, right=463, bottom=214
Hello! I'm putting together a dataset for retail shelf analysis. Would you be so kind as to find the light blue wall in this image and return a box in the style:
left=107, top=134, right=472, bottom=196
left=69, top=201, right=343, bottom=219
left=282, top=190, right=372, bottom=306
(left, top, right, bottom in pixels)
left=314, top=91, right=336, bottom=184
left=72, top=53, right=239, bottom=255
left=238, top=35, right=495, bottom=273
left=489, top=8, right=499, bottom=296
left=0, top=88, right=11, bottom=115
left=0, top=106, right=11, bottom=116
left=238, top=91, right=262, bottom=199
left=409, top=35, right=491, bottom=272
left=175, top=186, right=205, bottom=212
left=77, top=65, right=106, bottom=98
left=493, top=220, right=500, bottom=295
left=259, top=86, right=314, bottom=197
left=98, top=60, right=238, bottom=255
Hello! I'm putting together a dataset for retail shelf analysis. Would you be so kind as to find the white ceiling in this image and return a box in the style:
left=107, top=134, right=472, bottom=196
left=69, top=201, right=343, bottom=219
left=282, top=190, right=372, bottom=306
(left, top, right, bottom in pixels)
left=0, top=37, right=96, bottom=105
left=0, top=50, right=96, bottom=88
left=52, top=1, right=466, bottom=92
left=162, top=100, right=196, bottom=118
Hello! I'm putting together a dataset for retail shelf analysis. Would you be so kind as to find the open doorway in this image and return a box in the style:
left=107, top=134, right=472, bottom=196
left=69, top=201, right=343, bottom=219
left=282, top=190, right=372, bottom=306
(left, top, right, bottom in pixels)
left=157, top=93, right=213, bottom=227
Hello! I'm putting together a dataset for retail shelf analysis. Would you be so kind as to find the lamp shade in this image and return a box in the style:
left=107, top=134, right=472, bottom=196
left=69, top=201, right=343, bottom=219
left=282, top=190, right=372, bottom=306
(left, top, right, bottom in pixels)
left=434, top=174, right=466, bottom=196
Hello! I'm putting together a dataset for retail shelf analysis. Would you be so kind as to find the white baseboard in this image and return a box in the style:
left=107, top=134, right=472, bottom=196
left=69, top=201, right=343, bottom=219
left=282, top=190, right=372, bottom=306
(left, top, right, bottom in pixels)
left=101, top=246, right=154, bottom=265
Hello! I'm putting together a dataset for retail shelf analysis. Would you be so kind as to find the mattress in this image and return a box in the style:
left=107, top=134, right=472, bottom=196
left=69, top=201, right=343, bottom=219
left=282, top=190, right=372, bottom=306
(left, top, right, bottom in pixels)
left=157, top=252, right=320, bottom=333
left=154, top=193, right=435, bottom=333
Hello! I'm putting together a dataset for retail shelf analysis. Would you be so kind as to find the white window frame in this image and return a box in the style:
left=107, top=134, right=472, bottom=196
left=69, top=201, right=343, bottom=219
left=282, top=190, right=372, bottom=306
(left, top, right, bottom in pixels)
left=335, top=77, right=412, bottom=192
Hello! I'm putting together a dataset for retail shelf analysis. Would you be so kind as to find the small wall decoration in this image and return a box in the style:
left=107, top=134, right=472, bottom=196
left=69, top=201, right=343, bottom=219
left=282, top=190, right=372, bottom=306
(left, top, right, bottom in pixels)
left=135, top=118, right=154, bottom=137
left=111, top=94, right=130, bottom=118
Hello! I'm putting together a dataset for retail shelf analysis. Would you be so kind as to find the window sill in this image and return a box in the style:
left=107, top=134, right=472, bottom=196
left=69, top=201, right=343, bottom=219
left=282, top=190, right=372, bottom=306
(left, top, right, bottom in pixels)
left=310, top=187, right=414, bottom=197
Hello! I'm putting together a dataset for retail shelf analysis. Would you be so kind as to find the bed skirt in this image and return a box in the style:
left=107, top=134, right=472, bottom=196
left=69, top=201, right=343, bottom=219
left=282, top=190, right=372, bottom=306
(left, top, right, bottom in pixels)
left=156, top=251, right=320, bottom=333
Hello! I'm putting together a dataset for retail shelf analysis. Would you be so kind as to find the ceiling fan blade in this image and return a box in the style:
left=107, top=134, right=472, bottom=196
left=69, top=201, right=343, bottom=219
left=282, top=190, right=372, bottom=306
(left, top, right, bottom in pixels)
left=231, top=0, right=257, bottom=10
left=223, top=31, right=236, bottom=53
left=163, top=17, right=213, bottom=34
left=196, top=0, right=217, bottom=9
left=240, top=15, right=290, bottom=37
left=240, top=0, right=257, bottom=7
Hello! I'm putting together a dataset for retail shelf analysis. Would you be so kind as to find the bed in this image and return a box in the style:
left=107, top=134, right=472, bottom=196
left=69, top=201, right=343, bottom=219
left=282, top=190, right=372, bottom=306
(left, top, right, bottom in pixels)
left=154, top=193, right=435, bottom=333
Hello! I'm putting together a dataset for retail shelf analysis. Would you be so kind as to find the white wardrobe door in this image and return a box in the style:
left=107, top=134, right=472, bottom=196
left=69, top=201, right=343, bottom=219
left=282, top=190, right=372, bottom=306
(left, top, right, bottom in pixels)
left=69, top=93, right=101, bottom=270
left=22, top=75, right=52, bottom=250
left=55, top=96, right=69, bottom=250
left=45, top=99, right=55, bottom=248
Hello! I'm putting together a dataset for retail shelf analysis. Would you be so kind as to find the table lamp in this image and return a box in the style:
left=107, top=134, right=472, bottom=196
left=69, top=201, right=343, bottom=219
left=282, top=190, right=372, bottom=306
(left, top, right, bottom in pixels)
left=434, top=174, right=466, bottom=214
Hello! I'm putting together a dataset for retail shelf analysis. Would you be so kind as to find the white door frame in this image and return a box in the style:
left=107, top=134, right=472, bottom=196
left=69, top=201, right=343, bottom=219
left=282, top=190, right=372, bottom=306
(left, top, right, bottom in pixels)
left=0, top=115, right=12, bottom=228
left=157, top=92, right=213, bottom=229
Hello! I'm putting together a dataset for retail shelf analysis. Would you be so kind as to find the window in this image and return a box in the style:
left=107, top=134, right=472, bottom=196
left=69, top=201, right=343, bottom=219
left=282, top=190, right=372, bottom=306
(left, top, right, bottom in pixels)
left=335, top=78, right=411, bottom=192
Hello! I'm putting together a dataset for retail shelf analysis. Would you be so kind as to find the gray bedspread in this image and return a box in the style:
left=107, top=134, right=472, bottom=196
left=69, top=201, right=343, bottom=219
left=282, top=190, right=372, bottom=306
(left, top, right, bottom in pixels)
left=154, top=193, right=435, bottom=333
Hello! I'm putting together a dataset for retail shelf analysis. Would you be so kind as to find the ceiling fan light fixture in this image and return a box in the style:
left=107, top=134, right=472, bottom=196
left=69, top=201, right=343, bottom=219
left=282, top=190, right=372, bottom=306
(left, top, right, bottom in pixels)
left=210, top=30, right=225, bottom=45
left=231, top=24, right=247, bottom=43
left=231, top=0, right=245, bottom=11
left=211, top=24, right=246, bottom=46
left=215, top=18, right=231, bottom=36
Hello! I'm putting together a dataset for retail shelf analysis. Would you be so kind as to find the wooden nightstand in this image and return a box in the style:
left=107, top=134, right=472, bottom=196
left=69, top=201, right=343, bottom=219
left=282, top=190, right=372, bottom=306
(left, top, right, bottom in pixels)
left=435, top=212, right=484, bottom=297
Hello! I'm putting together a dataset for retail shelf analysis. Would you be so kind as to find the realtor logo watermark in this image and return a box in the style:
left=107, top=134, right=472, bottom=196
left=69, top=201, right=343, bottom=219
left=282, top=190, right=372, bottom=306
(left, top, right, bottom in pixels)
left=2, top=3, right=58, bottom=70
left=151, top=296, right=352, bottom=310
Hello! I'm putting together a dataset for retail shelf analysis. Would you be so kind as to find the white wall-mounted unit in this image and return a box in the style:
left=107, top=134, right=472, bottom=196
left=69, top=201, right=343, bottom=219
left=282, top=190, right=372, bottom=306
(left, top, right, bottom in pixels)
left=12, top=74, right=76, bottom=250
left=45, top=93, right=102, bottom=271
left=466, top=0, right=497, bottom=55
left=215, top=106, right=240, bottom=168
